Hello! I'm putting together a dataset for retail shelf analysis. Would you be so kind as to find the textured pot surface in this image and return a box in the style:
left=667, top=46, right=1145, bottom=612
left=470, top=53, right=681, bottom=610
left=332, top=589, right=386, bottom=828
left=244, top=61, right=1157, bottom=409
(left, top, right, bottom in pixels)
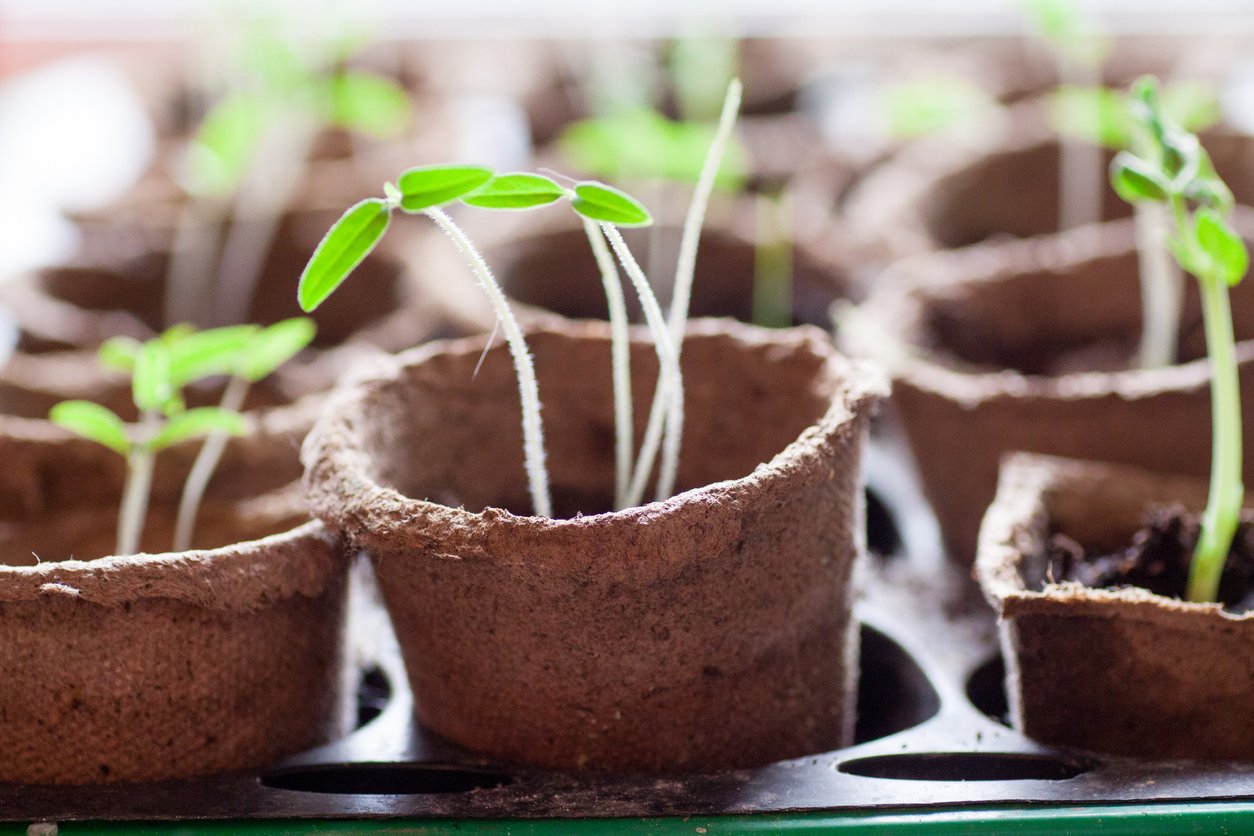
left=976, top=453, right=1254, bottom=760
left=844, top=217, right=1254, bottom=564
left=303, top=319, right=885, bottom=771
left=0, top=422, right=353, bottom=784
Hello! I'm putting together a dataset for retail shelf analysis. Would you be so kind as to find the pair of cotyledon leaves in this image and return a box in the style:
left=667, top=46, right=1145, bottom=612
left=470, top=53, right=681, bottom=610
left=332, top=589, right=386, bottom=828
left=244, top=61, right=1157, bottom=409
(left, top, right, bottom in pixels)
left=298, top=165, right=652, bottom=313
left=49, top=319, right=315, bottom=457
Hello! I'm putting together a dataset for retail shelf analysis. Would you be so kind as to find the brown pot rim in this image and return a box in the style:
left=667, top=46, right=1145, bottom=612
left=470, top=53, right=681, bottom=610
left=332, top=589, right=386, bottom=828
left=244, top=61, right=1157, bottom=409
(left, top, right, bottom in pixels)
left=302, top=317, right=888, bottom=559
left=842, top=215, right=1254, bottom=406
left=976, top=452, right=1254, bottom=624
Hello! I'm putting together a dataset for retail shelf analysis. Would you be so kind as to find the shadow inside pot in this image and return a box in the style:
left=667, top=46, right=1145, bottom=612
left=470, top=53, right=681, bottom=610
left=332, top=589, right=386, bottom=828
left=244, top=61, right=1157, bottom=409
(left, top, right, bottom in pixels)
left=854, top=624, right=941, bottom=744
left=838, top=752, right=1094, bottom=781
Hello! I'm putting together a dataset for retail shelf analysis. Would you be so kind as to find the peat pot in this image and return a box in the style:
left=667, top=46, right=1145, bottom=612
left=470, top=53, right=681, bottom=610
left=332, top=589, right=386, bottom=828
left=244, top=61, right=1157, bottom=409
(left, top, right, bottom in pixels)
left=976, top=453, right=1254, bottom=760
left=0, top=417, right=353, bottom=784
left=302, top=319, right=886, bottom=771
left=842, top=216, right=1254, bottom=564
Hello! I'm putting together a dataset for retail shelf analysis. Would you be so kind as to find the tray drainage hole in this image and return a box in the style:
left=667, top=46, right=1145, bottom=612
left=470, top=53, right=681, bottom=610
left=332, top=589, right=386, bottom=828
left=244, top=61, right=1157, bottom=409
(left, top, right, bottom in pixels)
left=865, top=487, right=902, bottom=558
left=355, top=665, right=391, bottom=729
left=967, top=655, right=1010, bottom=725
left=838, top=753, right=1093, bottom=782
left=261, top=763, right=514, bottom=795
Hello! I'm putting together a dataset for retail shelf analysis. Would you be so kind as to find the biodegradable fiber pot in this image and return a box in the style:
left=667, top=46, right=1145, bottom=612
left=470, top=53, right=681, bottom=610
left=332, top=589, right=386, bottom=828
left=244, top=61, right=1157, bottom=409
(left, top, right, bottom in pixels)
left=843, top=216, right=1254, bottom=564
left=302, top=319, right=886, bottom=771
left=0, top=417, right=353, bottom=785
left=976, top=453, right=1254, bottom=760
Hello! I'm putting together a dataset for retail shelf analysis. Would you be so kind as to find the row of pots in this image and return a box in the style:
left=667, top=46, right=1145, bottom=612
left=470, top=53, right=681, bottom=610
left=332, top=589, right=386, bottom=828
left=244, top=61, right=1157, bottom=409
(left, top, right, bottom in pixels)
left=4, top=48, right=1254, bottom=784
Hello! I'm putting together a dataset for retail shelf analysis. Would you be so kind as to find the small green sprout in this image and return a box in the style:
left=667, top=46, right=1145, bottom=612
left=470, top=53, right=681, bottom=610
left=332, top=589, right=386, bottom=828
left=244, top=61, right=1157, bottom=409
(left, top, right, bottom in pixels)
left=296, top=80, right=744, bottom=516
left=50, top=320, right=313, bottom=556
left=167, top=18, right=411, bottom=331
left=1110, top=76, right=1247, bottom=603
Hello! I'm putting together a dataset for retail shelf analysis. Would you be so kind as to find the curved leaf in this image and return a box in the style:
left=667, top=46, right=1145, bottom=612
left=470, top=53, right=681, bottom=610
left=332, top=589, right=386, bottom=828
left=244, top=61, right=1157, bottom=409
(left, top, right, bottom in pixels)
left=1195, top=208, right=1249, bottom=286
left=396, top=164, right=494, bottom=213
left=99, top=336, right=141, bottom=373
left=149, top=407, right=248, bottom=452
left=298, top=198, right=392, bottom=312
left=167, top=325, right=259, bottom=387
left=239, top=317, right=317, bottom=381
left=49, top=401, right=129, bottom=455
left=570, top=181, right=653, bottom=227
left=462, top=173, right=564, bottom=210
left=1109, top=152, right=1168, bottom=203
left=132, top=340, right=175, bottom=414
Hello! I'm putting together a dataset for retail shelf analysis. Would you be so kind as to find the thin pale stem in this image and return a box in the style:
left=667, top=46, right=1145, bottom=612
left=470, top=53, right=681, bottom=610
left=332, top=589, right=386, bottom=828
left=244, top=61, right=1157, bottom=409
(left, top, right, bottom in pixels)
left=426, top=206, right=552, bottom=518
left=751, top=188, right=793, bottom=328
left=172, top=375, right=250, bottom=552
left=116, top=411, right=159, bottom=556
left=667, top=78, right=743, bottom=348
left=582, top=218, right=633, bottom=511
left=211, top=115, right=319, bottom=327
left=1134, top=202, right=1183, bottom=369
left=1057, top=60, right=1103, bottom=232
left=602, top=224, right=682, bottom=507
left=1187, top=272, right=1244, bottom=602
left=164, top=197, right=229, bottom=328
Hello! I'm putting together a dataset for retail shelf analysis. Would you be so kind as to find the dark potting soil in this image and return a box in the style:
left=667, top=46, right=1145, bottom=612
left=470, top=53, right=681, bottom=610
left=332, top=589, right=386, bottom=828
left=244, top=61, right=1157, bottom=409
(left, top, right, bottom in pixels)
left=1045, top=506, right=1254, bottom=612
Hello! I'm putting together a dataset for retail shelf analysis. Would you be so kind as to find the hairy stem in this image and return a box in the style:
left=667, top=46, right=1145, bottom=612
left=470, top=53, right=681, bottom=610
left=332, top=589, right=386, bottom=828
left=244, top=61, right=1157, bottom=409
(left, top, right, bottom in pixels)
left=172, top=375, right=250, bottom=552
left=116, top=412, right=159, bottom=556
left=602, top=224, right=682, bottom=507
left=667, top=78, right=743, bottom=346
left=582, top=218, right=633, bottom=510
left=1187, top=271, right=1244, bottom=602
left=1134, top=202, right=1183, bottom=368
left=426, top=206, right=552, bottom=518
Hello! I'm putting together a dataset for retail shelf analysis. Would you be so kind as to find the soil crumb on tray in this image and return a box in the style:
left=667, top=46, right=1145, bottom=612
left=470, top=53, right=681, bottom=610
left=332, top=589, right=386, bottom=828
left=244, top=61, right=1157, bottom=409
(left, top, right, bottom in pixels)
left=1045, top=506, right=1254, bottom=612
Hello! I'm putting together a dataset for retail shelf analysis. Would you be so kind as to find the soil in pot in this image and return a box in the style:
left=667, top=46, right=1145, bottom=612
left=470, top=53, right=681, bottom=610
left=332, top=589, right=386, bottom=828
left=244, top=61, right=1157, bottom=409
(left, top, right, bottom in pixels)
left=302, top=319, right=886, bottom=772
left=977, top=454, right=1254, bottom=761
left=844, top=216, right=1254, bottom=565
left=0, top=418, right=353, bottom=784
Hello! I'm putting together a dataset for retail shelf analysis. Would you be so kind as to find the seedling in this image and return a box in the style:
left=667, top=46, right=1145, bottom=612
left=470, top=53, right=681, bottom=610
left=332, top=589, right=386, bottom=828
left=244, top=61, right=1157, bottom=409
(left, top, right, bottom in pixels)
left=167, top=19, right=410, bottom=330
left=299, top=81, right=743, bottom=517
left=49, top=328, right=253, bottom=556
left=1111, top=76, right=1248, bottom=602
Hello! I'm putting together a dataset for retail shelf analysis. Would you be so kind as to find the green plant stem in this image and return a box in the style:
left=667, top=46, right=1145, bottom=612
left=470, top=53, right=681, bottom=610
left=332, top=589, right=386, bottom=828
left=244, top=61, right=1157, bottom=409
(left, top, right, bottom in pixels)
left=116, top=411, right=159, bottom=556
left=601, top=224, right=682, bottom=506
left=165, top=197, right=229, bottom=328
left=425, top=206, right=552, bottom=518
left=1133, top=201, right=1183, bottom=368
left=1187, top=270, right=1244, bottom=602
left=752, top=189, right=793, bottom=328
left=581, top=218, right=633, bottom=511
left=212, top=113, right=319, bottom=327
left=172, top=375, right=250, bottom=552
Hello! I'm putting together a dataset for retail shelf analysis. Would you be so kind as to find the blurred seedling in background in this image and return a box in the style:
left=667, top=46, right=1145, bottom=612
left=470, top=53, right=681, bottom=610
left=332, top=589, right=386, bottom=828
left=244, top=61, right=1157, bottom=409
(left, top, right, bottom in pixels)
left=299, top=81, right=742, bottom=518
left=48, top=319, right=314, bottom=556
left=1110, top=76, right=1248, bottom=602
left=168, top=12, right=410, bottom=330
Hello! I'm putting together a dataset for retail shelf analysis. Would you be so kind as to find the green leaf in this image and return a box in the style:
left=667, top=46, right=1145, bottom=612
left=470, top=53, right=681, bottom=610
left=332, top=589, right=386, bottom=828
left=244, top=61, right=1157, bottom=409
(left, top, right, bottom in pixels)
left=238, top=317, right=317, bottom=381
left=328, top=71, right=410, bottom=138
left=883, top=77, right=998, bottom=140
left=570, top=181, right=653, bottom=227
left=396, top=164, right=494, bottom=213
left=1195, top=208, right=1249, bottom=286
left=1110, top=152, right=1168, bottom=203
left=462, top=173, right=565, bottom=210
left=149, top=407, right=248, bottom=452
left=167, top=325, right=259, bottom=387
left=298, top=198, right=392, bottom=312
left=99, top=337, right=141, bottom=373
left=1050, top=85, right=1130, bottom=148
left=132, top=340, right=175, bottom=414
left=49, top=401, right=130, bottom=455
left=559, top=109, right=746, bottom=190
left=183, top=93, right=267, bottom=197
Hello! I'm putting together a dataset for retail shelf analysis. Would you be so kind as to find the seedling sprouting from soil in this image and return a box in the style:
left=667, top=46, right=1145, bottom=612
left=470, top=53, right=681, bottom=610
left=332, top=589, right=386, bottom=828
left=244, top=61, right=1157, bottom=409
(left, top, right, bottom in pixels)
left=168, top=21, right=409, bottom=329
left=299, top=80, right=743, bottom=517
left=1111, top=76, right=1248, bottom=602
left=49, top=328, right=251, bottom=556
